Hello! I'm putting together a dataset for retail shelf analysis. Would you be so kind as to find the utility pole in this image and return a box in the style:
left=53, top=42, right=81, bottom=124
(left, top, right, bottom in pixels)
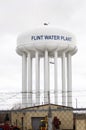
left=48, top=91, right=52, bottom=130
left=76, top=98, right=77, bottom=108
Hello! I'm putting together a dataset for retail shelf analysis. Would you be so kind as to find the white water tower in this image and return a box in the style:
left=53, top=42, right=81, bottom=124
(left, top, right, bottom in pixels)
left=16, top=26, right=77, bottom=108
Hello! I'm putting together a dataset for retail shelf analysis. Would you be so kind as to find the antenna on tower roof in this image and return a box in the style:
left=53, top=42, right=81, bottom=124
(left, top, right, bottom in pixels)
left=44, top=22, right=49, bottom=25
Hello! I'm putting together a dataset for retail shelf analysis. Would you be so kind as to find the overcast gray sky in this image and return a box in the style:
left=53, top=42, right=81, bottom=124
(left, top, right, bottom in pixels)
left=0, top=0, right=86, bottom=109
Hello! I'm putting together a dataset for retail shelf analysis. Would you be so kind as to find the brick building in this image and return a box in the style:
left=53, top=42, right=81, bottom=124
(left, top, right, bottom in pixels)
left=11, top=104, right=73, bottom=130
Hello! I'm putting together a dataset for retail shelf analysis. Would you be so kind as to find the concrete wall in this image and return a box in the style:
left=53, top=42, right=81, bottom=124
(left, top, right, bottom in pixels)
left=76, top=119, right=86, bottom=130
left=11, top=105, right=73, bottom=130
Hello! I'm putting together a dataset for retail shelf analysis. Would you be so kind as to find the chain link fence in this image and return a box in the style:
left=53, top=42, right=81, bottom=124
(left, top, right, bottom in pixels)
left=0, top=104, right=73, bottom=130
left=1, top=106, right=86, bottom=130
left=73, top=108, right=86, bottom=130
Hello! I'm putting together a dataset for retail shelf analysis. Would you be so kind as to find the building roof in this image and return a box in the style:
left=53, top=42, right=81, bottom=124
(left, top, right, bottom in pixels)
left=0, top=104, right=73, bottom=113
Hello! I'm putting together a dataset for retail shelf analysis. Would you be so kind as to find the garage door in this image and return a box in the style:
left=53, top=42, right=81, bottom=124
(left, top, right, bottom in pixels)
left=31, top=117, right=44, bottom=130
